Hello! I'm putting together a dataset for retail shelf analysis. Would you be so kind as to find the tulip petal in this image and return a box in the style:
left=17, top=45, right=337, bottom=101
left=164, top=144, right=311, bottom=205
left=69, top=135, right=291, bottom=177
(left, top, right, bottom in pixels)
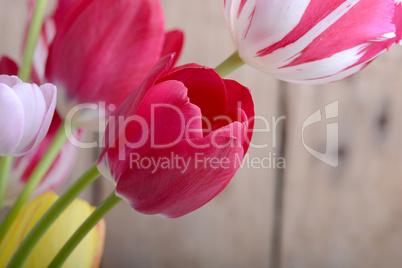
left=115, top=122, right=246, bottom=218
left=135, top=80, right=202, bottom=146
left=101, top=54, right=175, bottom=150
left=288, top=59, right=370, bottom=84
left=161, top=30, right=184, bottom=66
left=158, top=64, right=228, bottom=132
left=250, top=0, right=363, bottom=70
left=0, top=74, right=22, bottom=87
left=0, top=84, right=24, bottom=156
left=12, top=83, right=47, bottom=153
left=278, top=0, right=398, bottom=68
left=0, top=56, right=18, bottom=75
left=223, top=79, right=254, bottom=152
left=100, top=80, right=202, bottom=183
left=12, top=83, right=56, bottom=155
left=47, top=0, right=165, bottom=111
left=53, top=0, right=81, bottom=28
left=31, top=83, right=57, bottom=149
left=98, top=55, right=175, bottom=181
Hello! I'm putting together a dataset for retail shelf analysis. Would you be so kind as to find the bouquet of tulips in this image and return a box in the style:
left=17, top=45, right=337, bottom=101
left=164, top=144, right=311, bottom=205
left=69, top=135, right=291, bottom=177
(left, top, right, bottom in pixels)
left=0, top=0, right=400, bottom=266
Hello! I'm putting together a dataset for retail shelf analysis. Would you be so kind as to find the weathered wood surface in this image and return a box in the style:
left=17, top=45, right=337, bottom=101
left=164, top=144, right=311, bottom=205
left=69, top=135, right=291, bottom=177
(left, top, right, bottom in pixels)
left=1, top=0, right=402, bottom=268
left=282, top=47, right=402, bottom=268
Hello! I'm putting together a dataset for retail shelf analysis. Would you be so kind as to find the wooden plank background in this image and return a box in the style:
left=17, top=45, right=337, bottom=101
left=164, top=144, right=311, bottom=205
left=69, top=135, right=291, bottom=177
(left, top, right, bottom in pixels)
left=1, top=0, right=402, bottom=267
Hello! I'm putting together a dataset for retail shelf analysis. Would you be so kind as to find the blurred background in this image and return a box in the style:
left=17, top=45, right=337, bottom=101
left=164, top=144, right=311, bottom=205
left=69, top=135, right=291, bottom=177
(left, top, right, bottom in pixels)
left=1, top=0, right=402, bottom=267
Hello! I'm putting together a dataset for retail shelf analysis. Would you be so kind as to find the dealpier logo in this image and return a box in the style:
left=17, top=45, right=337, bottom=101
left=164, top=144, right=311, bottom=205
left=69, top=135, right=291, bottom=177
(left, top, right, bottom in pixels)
left=129, top=151, right=286, bottom=173
left=65, top=100, right=339, bottom=168
left=239, top=152, right=285, bottom=169
left=302, top=101, right=339, bottom=167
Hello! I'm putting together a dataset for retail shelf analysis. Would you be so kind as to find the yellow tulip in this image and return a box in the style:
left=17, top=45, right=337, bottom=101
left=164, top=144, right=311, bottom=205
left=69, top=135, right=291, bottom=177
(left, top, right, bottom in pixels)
left=0, top=192, right=105, bottom=267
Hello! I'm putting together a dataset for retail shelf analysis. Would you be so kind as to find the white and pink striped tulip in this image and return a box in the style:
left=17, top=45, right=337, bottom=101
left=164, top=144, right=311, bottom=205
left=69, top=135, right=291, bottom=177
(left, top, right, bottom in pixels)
left=223, top=0, right=402, bottom=84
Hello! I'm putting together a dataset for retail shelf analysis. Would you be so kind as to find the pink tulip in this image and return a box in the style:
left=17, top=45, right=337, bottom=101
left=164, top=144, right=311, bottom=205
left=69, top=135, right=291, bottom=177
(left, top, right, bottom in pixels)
left=46, top=0, right=184, bottom=128
left=223, top=0, right=402, bottom=84
left=98, top=55, right=254, bottom=218
left=0, top=75, right=57, bottom=156
left=0, top=57, right=81, bottom=206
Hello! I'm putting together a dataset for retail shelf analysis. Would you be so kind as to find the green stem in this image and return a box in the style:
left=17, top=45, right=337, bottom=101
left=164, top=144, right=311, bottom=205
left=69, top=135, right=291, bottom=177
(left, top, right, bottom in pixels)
left=214, top=51, right=244, bottom=78
left=1, top=0, right=49, bottom=212
left=0, top=156, right=13, bottom=213
left=7, top=163, right=101, bottom=268
left=48, top=191, right=121, bottom=268
left=0, top=0, right=48, bottom=217
left=0, top=124, right=68, bottom=244
left=18, top=0, right=49, bottom=82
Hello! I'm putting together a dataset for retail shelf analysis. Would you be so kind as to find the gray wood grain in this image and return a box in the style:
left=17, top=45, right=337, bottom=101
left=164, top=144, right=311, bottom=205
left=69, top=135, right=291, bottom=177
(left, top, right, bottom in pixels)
left=281, top=47, right=402, bottom=268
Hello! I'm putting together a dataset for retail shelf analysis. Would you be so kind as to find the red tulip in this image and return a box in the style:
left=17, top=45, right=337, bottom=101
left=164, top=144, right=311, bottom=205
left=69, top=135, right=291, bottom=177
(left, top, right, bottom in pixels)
left=0, top=56, right=18, bottom=76
left=223, top=0, right=402, bottom=84
left=98, top=55, right=254, bottom=218
left=46, top=0, right=184, bottom=128
left=161, top=30, right=184, bottom=67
